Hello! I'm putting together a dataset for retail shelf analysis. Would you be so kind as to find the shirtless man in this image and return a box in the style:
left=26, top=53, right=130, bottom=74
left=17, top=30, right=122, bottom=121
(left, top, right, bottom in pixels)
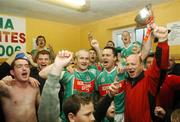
left=0, top=56, right=40, bottom=122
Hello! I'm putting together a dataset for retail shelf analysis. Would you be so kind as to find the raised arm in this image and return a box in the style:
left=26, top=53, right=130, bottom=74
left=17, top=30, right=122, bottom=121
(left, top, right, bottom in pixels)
left=38, top=50, right=73, bottom=122
left=90, top=39, right=102, bottom=62
left=141, top=36, right=152, bottom=61
left=39, top=64, right=53, bottom=79
left=152, top=26, right=169, bottom=70
left=88, top=33, right=102, bottom=62
left=147, top=26, right=169, bottom=95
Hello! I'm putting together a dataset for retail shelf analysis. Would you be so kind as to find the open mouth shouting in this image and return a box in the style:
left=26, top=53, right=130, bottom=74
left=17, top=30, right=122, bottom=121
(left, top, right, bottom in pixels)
left=40, top=64, right=47, bottom=70
left=128, top=70, right=136, bottom=78
left=103, top=60, right=109, bottom=67
left=123, top=38, right=128, bottom=41
left=21, top=72, right=29, bottom=80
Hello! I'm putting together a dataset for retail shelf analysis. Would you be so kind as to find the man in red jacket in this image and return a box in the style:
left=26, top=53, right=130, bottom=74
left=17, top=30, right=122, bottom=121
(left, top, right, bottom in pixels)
left=123, top=26, right=169, bottom=122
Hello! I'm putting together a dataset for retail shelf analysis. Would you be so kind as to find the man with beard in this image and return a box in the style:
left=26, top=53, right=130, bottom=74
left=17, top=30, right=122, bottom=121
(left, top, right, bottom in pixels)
left=0, top=56, right=40, bottom=122
left=30, top=50, right=52, bottom=94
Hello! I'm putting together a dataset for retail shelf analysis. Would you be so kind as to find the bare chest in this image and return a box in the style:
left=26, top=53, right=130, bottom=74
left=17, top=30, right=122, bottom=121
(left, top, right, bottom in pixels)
left=2, top=86, right=37, bottom=106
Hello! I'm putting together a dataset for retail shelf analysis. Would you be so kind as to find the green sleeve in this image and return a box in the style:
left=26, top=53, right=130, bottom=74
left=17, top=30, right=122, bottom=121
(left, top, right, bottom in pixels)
left=60, top=71, right=73, bottom=84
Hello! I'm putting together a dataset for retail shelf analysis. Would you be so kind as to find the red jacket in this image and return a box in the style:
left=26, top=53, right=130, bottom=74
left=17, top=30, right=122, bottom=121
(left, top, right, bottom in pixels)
left=157, top=75, right=180, bottom=109
left=125, top=41, right=169, bottom=122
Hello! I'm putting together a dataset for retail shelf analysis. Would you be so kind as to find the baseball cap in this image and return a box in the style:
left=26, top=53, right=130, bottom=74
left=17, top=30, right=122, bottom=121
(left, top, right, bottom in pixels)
left=15, top=52, right=29, bottom=60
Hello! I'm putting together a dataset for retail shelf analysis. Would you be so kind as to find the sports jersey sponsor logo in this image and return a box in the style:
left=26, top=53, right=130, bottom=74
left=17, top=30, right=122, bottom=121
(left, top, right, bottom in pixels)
left=73, top=78, right=95, bottom=93
left=98, top=84, right=111, bottom=96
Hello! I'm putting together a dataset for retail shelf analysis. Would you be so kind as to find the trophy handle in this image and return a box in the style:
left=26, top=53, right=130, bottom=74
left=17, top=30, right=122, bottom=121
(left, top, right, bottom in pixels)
left=143, top=27, right=152, bottom=42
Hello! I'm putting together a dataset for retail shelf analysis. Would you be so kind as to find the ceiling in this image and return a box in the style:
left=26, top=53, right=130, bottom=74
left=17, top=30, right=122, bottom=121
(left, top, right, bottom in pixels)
left=0, top=0, right=171, bottom=25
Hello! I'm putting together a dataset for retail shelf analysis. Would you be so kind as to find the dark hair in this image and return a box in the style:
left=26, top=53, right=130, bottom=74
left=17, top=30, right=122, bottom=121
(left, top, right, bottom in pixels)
left=89, top=48, right=97, bottom=54
left=34, top=50, right=51, bottom=63
left=11, top=58, right=30, bottom=70
left=106, top=40, right=115, bottom=47
left=36, top=35, right=46, bottom=46
left=145, top=52, right=154, bottom=64
left=62, top=94, right=93, bottom=121
left=103, top=46, right=117, bottom=57
left=89, top=48, right=96, bottom=53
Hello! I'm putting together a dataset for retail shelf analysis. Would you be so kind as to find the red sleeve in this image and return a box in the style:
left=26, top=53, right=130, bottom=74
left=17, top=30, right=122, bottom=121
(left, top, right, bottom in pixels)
left=146, top=41, right=169, bottom=95
left=157, top=41, right=169, bottom=69
left=166, top=75, right=180, bottom=90
left=156, top=75, right=180, bottom=107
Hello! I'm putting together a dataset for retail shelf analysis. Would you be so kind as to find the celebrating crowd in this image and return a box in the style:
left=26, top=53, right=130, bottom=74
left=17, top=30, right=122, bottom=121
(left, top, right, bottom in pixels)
left=0, top=22, right=180, bottom=122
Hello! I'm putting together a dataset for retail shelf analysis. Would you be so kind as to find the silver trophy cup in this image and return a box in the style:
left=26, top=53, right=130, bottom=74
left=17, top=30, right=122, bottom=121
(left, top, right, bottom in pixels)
left=135, top=4, right=153, bottom=27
